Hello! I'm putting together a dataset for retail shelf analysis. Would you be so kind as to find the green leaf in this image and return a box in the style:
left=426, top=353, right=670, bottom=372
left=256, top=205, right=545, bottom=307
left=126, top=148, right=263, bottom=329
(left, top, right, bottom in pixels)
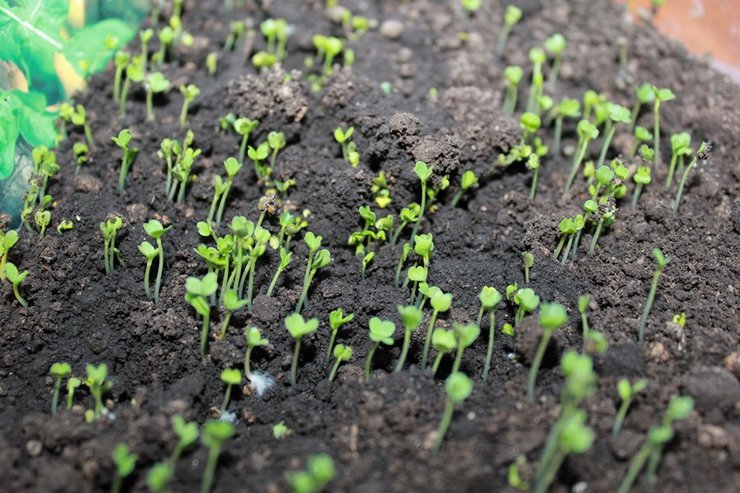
left=63, top=19, right=135, bottom=76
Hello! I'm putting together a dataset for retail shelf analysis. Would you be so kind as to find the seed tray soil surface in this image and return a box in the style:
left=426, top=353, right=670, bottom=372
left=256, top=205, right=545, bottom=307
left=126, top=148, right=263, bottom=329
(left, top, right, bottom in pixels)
left=2, top=0, right=740, bottom=492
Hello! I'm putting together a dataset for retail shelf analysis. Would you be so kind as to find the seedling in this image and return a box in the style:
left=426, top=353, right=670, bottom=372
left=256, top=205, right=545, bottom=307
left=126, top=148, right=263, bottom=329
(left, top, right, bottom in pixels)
left=100, top=216, right=124, bottom=274
left=33, top=210, right=50, bottom=236
left=242, top=326, right=269, bottom=378
left=143, top=219, right=170, bottom=303
left=521, top=252, right=534, bottom=284
left=62, top=104, right=94, bottom=148
left=111, top=443, right=138, bottom=493
left=31, top=146, right=59, bottom=203
left=224, top=20, right=246, bottom=51
left=112, top=129, right=138, bottom=193
left=179, top=84, right=200, bottom=127
left=140, top=28, right=154, bottom=61
left=156, top=26, right=174, bottom=63
left=147, top=463, right=173, bottom=493
left=66, top=377, right=81, bottom=410
left=286, top=454, right=336, bottom=493
left=328, top=344, right=352, bottom=381
left=651, top=86, right=675, bottom=168
left=113, top=50, right=131, bottom=103
left=395, top=305, right=423, bottom=372
left=526, top=48, right=546, bottom=114
left=578, top=294, right=591, bottom=344
left=534, top=410, right=593, bottom=493
left=286, top=313, right=320, bottom=386
left=433, top=372, right=473, bottom=451
left=391, top=205, right=420, bottom=245
left=326, top=308, right=354, bottom=362
left=248, top=142, right=271, bottom=180
left=617, top=396, right=694, bottom=493
left=477, top=286, right=502, bottom=381
left=451, top=170, right=478, bottom=207
left=514, top=287, right=540, bottom=325
left=673, top=141, right=711, bottom=213
left=613, top=378, right=647, bottom=436
left=393, top=243, right=413, bottom=289
left=553, top=214, right=585, bottom=263
left=120, top=55, right=145, bottom=116
left=365, top=317, right=396, bottom=380
left=334, top=126, right=359, bottom=167
left=410, top=161, right=433, bottom=241
left=214, top=158, right=243, bottom=226
left=421, top=289, right=452, bottom=369
left=185, top=272, right=219, bottom=357
left=201, top=420, right=234, bottom=493
left=564, top=120, right=599, bottom=191
left=260, top=18, right=288, bottom=60
left=551, top=97, right=580, bottom=156
left=629, top=83, right=654, bottom=131
left=268, top=131, right=287, bottom=169
left=49, top=362, right=71, bottom=415
left=631, top=164, right=651, bottom=209
left=431, top=328, right=456, bottom=376
left=637, top=248, right=670, bottom=343
left=273, top=421, right=290, bottom=439
left=4, top=262, right=28, bottom=308
left=207, top=52, right=219, bottom=76
left=545, top=33, right=566, bottom=87
left=234, top=117, right=259, bottom=165
left=666, top=132, right=691, bottom=188
left=56, top=219, right=74, bottom=234
left=314, top=34, right=344, bottom=74
left=71, top=141, right=89, bottom=174
left=219, top=368, right=242, bottom=413
left=243, top=227, right=271, bottom=309
left=502, top=65, right=523, bottom=115
left=218, top=290, right=248, bottom=339
left=145, top=72, right=171, bottom=121
left=496, top=5, right=523, bottom=57
left=171, top=414, right=200, bottom=463
left=296, top=232, right=330, bottom=313
left=528, top=303, right=567, bottom=401
left=588, top=197, right=616, bottom=254
left=526, top=154, right=540, bottom=200
left=597, top=103, right=632, bottom=169
left=451, top=323, right=480, bottom=374
left=266, top=247, right=292, bottom=297
left=0, top=229, right=18, bottom=278
left=85, top=363, right=111, bottom=417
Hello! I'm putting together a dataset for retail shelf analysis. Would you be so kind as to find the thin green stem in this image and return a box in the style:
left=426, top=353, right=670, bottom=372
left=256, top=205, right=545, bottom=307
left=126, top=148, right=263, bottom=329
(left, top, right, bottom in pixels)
left=529, top=167, right=539, bottom=201
left=631, top=183, right=643, bottom=209
left=672, top=157, right=698, bottom=213
left=290, top=338, right=302, bottom=387
left=565, top=138, right=588, bottom=191
left=617, top=443, right=653, bottom=493
left=201, top=445, right=222, bottom=493
left=220, top=384, right=232, bottom=413
left=452, top=341, right=464, bottom=374
left=637, top=266, right=665, bottom=343
left=561, top=235, right=574, bottom=264
left=244, top=346, right=253, bottom=378
left=589, top=217, right=605, bottom=254
left=364, top=342, right=380, bottom=381
left=482, top=312, right=495, bottom=381
left=51, top=379, right=62, bottom=416
left=420, top=310, right=439, bottom=369
left=328, top=357, right=342, bottom=381
left=295, top=252, right=314, bottom=313
left=326, top=330, right=338, bottom=363
left=666, top=154, right=678, bottom=188
left=395, top=329, right=412, bottom=373
left=612, top=396, right=632, bottom=436
left=527, top=330, right=552, bottom=401
left=553, top=116, right=563, bottom=156
left=432, top=400, right=454, bottom=451
left=200, top=311, right=211, bottom=358
left=155, top=239, right=164, bottom=303
left=266, top=262, right=284, bottom=298
left=653, top=101, right=661, bottom=169
left=596, top=123, right=616, bottom=169
left=143, top=259, right=153, bottom=300
left=431, top=351, right=445, bottom=376
left=219, top=311, right=232, bottom=339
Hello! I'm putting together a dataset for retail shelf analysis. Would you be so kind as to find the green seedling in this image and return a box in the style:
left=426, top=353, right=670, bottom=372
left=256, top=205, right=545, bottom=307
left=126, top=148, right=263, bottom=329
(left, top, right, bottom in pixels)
left=502, top=65, right=524, bottom=115
left=49, top=362, right=71, bottom=415
left=565, top=120, right=599, bottom=191
left=522, top=252, right=534, bottom=284
left=394, top=243, right=413, bottom=289
left=326, top=308, right=354, bottom=362
left=391, top=205, right=420, bottom=245
left=244, top=327, right=269, bottom=378
left=171, top=414, right=200, bottom=463
left=286, top=453, right=336, bottom=493
left=4, top=262, right=28, bottom=308
left=395, top=305, right=423, bottom=372
left=186, top=272, right=219, bottom=357
left=631, top=165, right=651, bottom=209
left=0, top=229, right=19, bottom=278
left=34, top=210, right=51, bottom=236
left=219, top=290, right=248, bottom=339
left=588, top=197, right=616, bottom=255
left=629, top=125, right=653, bottom=159
left=578, top=294, right=591, bottom=345
left=519, top=112, right=540, bottom=145
left=100, top=216, right=124, bottom=274
left=248, top=142, right=271, bottom=180
left=286, top=313, right=320, bottom=386
left=452, top=323, right=480, bottom=374
left=243, top=227, right=270, bottom=309
left=553, top=214, right=585, bottom=263
left=147, top=462, right=173, bottom=493
left=328, top=344, right=352, bottom=381
left=314, top=34, right=344, bottom=74
left=526, top=153, right=540, bottom=200
left=113, top=50, right=131, bottom=103
left=550, top=97, right=580, bottom=156
left=214, top=157, right=243, bottom=226
left=451, top=170, right=478, bottom=207
left=156, top=26, right=174, bottom=63
left=361, top=251, right=375, bottom=277
left=528, top=303, right=567, bottom=401
left=252, top=51, right=277, bottom=70
left=268, top=131, right=286, bottom=169
left=433, top=372, right=473, bottom=451
left=477, top=286, right=502, bottom=381
left=66, top=377, right=81, bottom=410
left=112, top=129, right=138, bottom=193
left=260, top=18, right=288, bottom=60
left=120, top=55, right=145, bottom=116
left=334, top=126, right=358, bottom=166
left=410, top=161, right=433, bottom=241
left=666, top=132, right=691, bottom=188
left=526, top=48, right=546, bottom=114
left=431, top=328, right=456, bottom=376
left=201, top=421, right=234, bottom=493
left=651, top=86, right=675, bottom=168
left=273, top=421, right=291, bottom=439
left=596, top=103, right=631, bottom=169
left=496, top=5, right=523, bottom=57
left=224, top=20, right=246, bottom=51
left=145, top=72, right=171, bottom=121
left=545, top=33, right=566, bottom=87
left=31, top=146, right=59, bottom=203
left=264, top=246, right=291, bottom=297
left=618, top=396, right=694, bottom=493
left=111, top=443, right=138, bottom=493
left=514, top=287, right=540, bottom=325
left=234, top=117, right=259, bottom=165
left=62, top=104, right=94, bottom=148
left=584, top=330, right=609, bottom=354
left=56, top=219, right=74, bottom=234
left=207, top=52, right=219, bottom=76
left=143, top=219, right=170, bottom=303
left=85, top=363, right=111, bottom=417
left=179, top=84, right=200, bottom=127
left=673, top=141, right=711, bottom=213
left=414, top=232, right=434, bottom=268
left=72, top=142, right=89, bottom=174
left=140, top=28, right=154, bottom=61
left=296, top=232, right=330, bottom=313
left=365, top=317, right=396, bottom=380
left=421, top=290, right=452, bottom=369
left=219, top=368, right=242, bottom=413
left=637, top=248, right=670, bottom=343
left=534, top=410, right=593, bottom=493
left=629, top=83, right=654, bottom=131
left=613, top=378, right=647, bottom=436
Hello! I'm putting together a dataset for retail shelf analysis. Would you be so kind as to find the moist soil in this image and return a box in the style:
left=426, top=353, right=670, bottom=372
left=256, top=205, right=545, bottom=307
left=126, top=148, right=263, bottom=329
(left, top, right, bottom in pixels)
left=1, top=0, right=739, bottom=492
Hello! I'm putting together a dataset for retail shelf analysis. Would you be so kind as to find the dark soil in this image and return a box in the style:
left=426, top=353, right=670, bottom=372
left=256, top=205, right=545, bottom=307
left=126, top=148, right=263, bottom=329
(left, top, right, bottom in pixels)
left=2, top=0, right=739, bottom=492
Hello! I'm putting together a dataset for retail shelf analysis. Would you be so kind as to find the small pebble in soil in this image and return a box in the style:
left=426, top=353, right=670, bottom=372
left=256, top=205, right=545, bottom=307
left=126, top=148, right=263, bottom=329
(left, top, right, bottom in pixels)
left=380, top=19, right=404, bottom=39
left=26, top=440, right=42, bottom=457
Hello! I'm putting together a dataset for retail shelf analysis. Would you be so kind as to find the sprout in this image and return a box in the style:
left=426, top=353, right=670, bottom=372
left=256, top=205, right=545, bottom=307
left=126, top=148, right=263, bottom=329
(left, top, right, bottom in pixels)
left=112, top=129, right=138, bottom=193
left=391, top=205, right=420, bottom=245
left=553, top=214, right=585, bottom=264
left=286, top=454, right=336, bottom=493
left=430, top=328, right=455, bottom=376
left=66, top=377, right=81, bottom=410
left=207, top=52, right=219, bottom=76
left=266, top=247, right=292, bottom=298
left=252, top=51, right=277, bottom=70
left=219, top=368, right=242, bottom=413
left=495, top=5, right=523, bottom=57
left=666, top=132, right=691, bottom=188
left=185, top=272, right=219, bottom=357
left=612, top=378, right=647, bottom=436
left=544, top=33, right=566, bottom=87
left=49, top=362, right=71, bottom=415
left=514, top=287, right=540, bottom=325
left=525, top=48, right=546, bottom=114
left=527, top=303, right=567, bottom=401
left=519, top=112, right=541, bottom=144
left=365, top=317, right=396, bottom=381
left=328, top=344, right=352, bottom=381
left=100, top=216, right=124, bottom=274
left=219, top=290, right=248, bottom=339
left=578, top=294, right=591, bottom=345
left=179, top=84, right=200, bottom=127
left=421, top=289, right=452, bottom=369
left=111, top=443, right=138, bottom=493
left=617, top=396, right=694, bottom=493
left=564, top=120, right=599, bottom=191
left=502, top=65, right=523, bottom=115
left=534, top=410, right=593, bottom=493
left=234, top=117, right=259, bottom=165
left=120, top=55, right=145, bottom=116
left=395, top=305, right=423, bottom=372
left=651, top=86, right=675, bottom=168
left=85, top=363, right=111, bottom=417
left=34, top=210, right=50, bottom=236
left=243, top=326, right=270, bottom=379
left=56, top=219, right=73, bottom=234
left=73, top=142, right=89, bottom=174
left=31, top=146, right=58, bottom=203
left=637, top=248, right=670, bottom=343
left=273, top=421, right=291, bottom=439
left=201, top=421, right=235, bottom=493
left=145, top=72, right=171, bottom=121
left=629, top=83, right=655, bottom=131
left=673, top=141, right=711, bottom=213
left=409, top=161, right=433, bottom=241
left=248, top=142, right=271, bottom=180
left=143, top=219, right=170, bottom=303
left=4, top=262, right=28, bottom=307
left=477, top=286, right=502, bottom=381
left=0, top=229, right=18, bottom=278
left=285, top=313, right=320, bottom=386
left=326, top=308, right=354, bottom=362
left=631, top=165, right=651, bottom=209
left=521, top=252, right=534, bottom=285
left=588, top=197, right=616, bottom=255
left=451, top=323, right=480, bottom=374
left=596, top=103, right=631, bottom=169
left=156, top=26, right=174, bottom=64
left=171, top=414, right=200, bottom=463
left=224, top=20, right=246, bottom=51
left=268, top=131, right=287, bottom=170
left=450, top=170, right=478, bottom=207
left=209, top=157, right=243, bottom=226
left=362, top=251, right=375, bottom=277
left=629, top=125, right=652, bottom=159
left=139, top=244, right=158, bottom=295
left=147, top=462, right=173, bottom=493
left=244, top=226, right=270, bottom=309
left=334, top=126, right=358, bottom=167
left=433, top=372, right=473, bottom=451
left=526, top=153, right=540, bottom=201
left=295, top=232, right=331, bottom=313
left=112, top=50, right=131, bottom=103
left=551, top=97, right=580, bottom=156
left=314, top=35, right=344, bottom=74
left=62, top=104, right=94, bottom=148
